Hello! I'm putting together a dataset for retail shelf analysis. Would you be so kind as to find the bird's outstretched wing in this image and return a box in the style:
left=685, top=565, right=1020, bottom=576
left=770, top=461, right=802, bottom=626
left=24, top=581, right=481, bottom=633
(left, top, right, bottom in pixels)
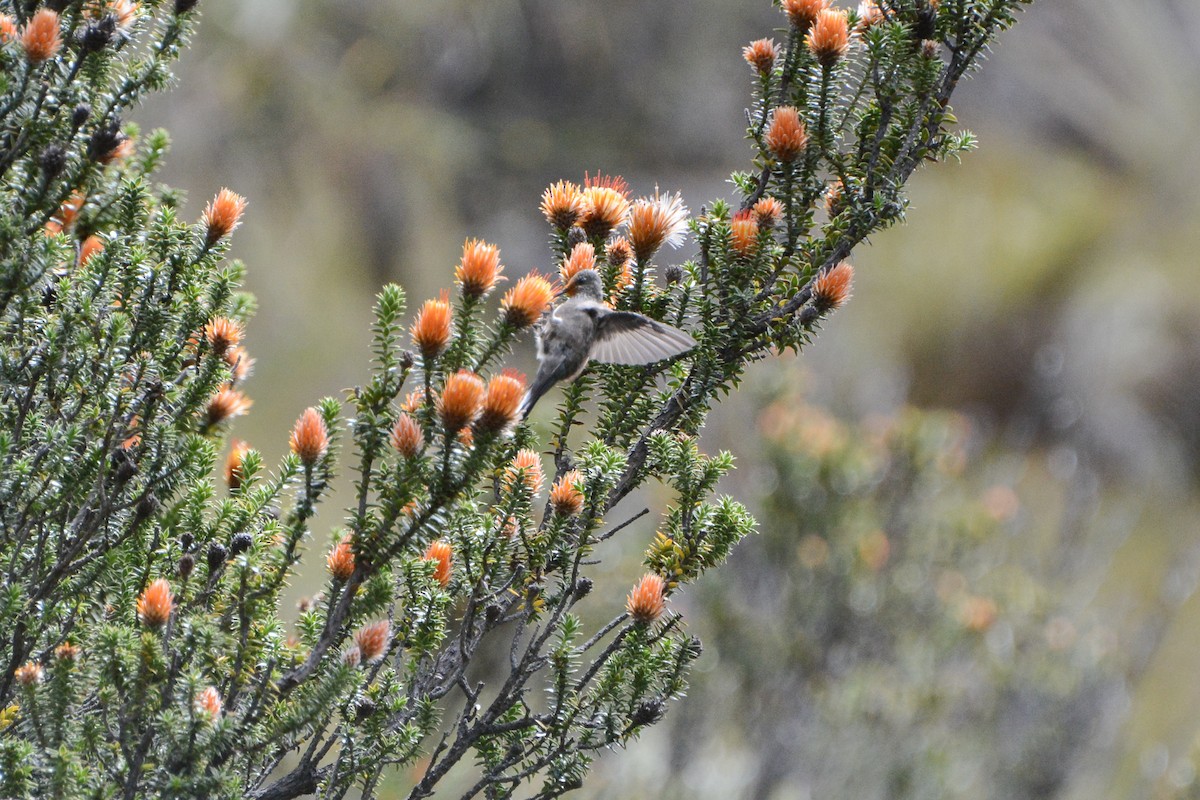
left=591, top=312, right=696, bottom=365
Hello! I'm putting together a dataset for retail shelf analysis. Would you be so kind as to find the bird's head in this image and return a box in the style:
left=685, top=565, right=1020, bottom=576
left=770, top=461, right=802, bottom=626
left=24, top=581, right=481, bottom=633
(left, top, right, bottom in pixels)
left=562, top=269, right=605, bottom=301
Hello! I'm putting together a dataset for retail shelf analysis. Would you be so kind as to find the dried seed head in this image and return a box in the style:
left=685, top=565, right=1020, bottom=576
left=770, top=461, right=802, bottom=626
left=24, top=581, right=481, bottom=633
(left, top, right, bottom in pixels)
left=503, top=448, right=544, bottom=496
left=174, top=0, right=199, bottom=13
left=224, top=439, right=252, bottom=490
left=14, top=662, right=43, bottom=686
left=204, top=387, right=252, bottom=428
left=627, top=189, right=689, bottom=265
left=202, top=188, right=247, bottom=244
left=455, top=238, right=504, bottom=298
left=477, top=370, right=525, bottom=433
left=730, top=210, right=759, bottom=257
left=390, top=412, right=424, bottom=458
left=195, top=686, right=222, bottom=719
left=289, top=407, right=329, bottom=465
left=424, top=539, right=453, bottom=587
left=550, top=470, right=584, bottom=516
left=753, top=197, right=784, bottom=228
left=559, top=242, right=596, bottom=286
left=501, top=273, right=554, bottom=328
left=230, top=532, right=253, bottom=555
left=21, top=9, right=62, bottom=63
left=765, top=106, right=808, bottom=163
left=137, top=578, right=173, bottom=628
left=327, top=539, right=355, bottom=581
left=742, top=38, right=778, bottom=74
left=811, top=261, right=854, bottom=311
left=806, top=8, right=851, bottom=67
left=204, top=316, right=243, bottom=356
left=540, top=180, right=586, bottom=229
left=79, top=234, right=105, bottom=266
left=38, top=144, right=67, bottom=178
left=178, top=553, right=195, bottom=579
left=411, top=291, right=453, bottom=359
left=782, top=0, right=828, bottom=31
left=354, top=620, right=391, bottom=663
left=438, top=370, right=485, bottom=432
left=206, top=542, right=228, bottom=572
left=626, top=574, right=667, bottom=624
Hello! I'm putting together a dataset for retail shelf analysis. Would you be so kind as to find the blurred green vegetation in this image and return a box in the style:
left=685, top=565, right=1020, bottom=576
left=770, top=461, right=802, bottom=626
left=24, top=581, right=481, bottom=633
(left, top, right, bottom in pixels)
left=135, top=0, right=1200, bottom=796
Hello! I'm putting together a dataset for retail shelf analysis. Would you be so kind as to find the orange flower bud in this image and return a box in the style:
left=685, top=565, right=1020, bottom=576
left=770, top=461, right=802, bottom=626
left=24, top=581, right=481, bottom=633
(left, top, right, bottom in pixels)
left=765, top=106, right=808, bottom=163
left=824, top=179, right=846, bottom=217
left=195, top=686, right=222, bottom=718
left=606, top=236, right=633, bottom=268
left=411, top=291, right=453, bottom=359
left=477, top=370, right=525, bottom=433
left=503, top=448, right=544, bottom=496
left=289, top=407, right=329, bottom=465
left=204, top=388, right=252, bottom=428
left=21, top=9, right=61, bottom=63
left=559, top=242, right=595, bottom=286
left=730, top=210, right=759, bottom=257
left=549, top=470, right=584, bottom=516
left=0, top=15, right=17, bottom=43
left=137, top=578, right=173, bottom=627
left=540, top=180, right=586, bottom=229
left=501, top=274, right=554, bottom=329
left=327, top=539, right=355, bottom=581
left=806, top=8, right=850, bottom=67
left=782, top=0, right=827, bottom=31
left=224, top=439, right=252, bottom=490
left=455, top=238, right=504, bottom=298
left=626, top=574, right=667, bottom=623
left=438, top=370, right=485, bottom=432
left=79, top=234, right=105, bottom=266
left=811, top=261, right=854, bottom=311
left=204, top=316, right=243, bottom=357
left=742, top=38, right=778, bottom=74
left=354, top=620, right=391, bottom=663
left=201, top=188, right=247, bottom=244
left=423, top=539, right=453, bottom=587
left=14, top=661, right=43, bottom=686
left=390, top=412, right=424, bottom=458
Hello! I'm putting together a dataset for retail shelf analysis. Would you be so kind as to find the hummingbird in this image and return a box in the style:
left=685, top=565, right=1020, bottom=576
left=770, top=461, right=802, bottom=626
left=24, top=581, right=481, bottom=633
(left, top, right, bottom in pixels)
left=520, top=269, right=696, bottom=418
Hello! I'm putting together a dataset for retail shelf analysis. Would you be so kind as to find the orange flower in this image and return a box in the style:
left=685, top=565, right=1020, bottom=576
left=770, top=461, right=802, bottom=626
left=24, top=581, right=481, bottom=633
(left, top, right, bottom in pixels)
left=811, top=261, right=854, bottom=311
left=0, top=15, right=17, bottom=42
left=14, top=661, right=43, bottom=686
left=858, top=0, right=884, bottom=28
left=54, top=642, right=80, bottom=661
left=423, top=539, right=453, bottom=587
left=21, top=9, right=61, bottom=63
left=411, top=291, right=453, bottom=359
left=204, top=388, right=252, bottom=428
left=540, top=180, right=586, bottom=229
left=626, top=574, right=666, bottom=623
left=204, top=316, right=243, bottom=356
left=327, top=539, right=355, bottom=581
left=354, top=620, right=391, bottom=663
left=79, top=234, right=105, bottom=266
left=824, top=179, right=845, bottom=217
left=549, top=470, right=584, bottom=516
left=195, top=686, right=222, bottom=718
left=224, top=439, right=252, bottom=490
left=455, top=238, right=504, bottom=298
left=290, top=407, right=329, bottom=465
left=477, top=370, right=525, bottom=432
left=559, top=242, right=595, bottom=286
left=806, top=8, right=850, bottom=66
left=224, top=345, right=255, bottom=384
left=44, top=191, right=85, bottom=236
left=579, top=183, right=630, bottom=240
left=202, top=188, right=247, bottom=244
left=438, top=370, right=485, bottom=432
left=782, top=0, right=827, bottom=31
left=960, top=596, right=998, bottom=632
left=765, top=106, right=808, bottom=163
left=627, top=189, right=689, bottom=265
left=390, top=412, right=424, bottom=458
left=503, top=448, right=544, bottom=496
left=501, top=273, right=554, bottom=328
left=606, top=237, right=633, bottom=268
left=730, top=210, right=759, bottom=257
left=742, top=38, right=778, bottom=74
left=137, top=578, right=173, bottom=627
left=753, top=197, right=784, bottom=228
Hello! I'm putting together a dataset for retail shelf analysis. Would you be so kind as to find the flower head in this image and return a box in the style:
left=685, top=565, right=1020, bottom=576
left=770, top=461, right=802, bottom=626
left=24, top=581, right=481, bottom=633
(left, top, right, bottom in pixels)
left=14, top=661, right=43, bottom=686
left=202, top=188, right=247, bottom=244
left=423, top=540, right=453, bottom=587
left=21, top=9, right=61, bottom=63
left=782, top=0, right=828, bottom=30
left=626, top=574, right=667, bottom=623
left=550, top=470, right=584, bottom=516
left=438, top=370, right=485, bottom=432
left=765, top=106, right=808, bottom=163
left=390, top=412, right=424, bottom=458
left=857, top=0, right=884, bottom=28
left=559, top=242, right=596, bottom=286
left=204, top=388, right=252, bottom=428
left=811, top=261, right=854, bottom=311
left=579, top=174, right=631, bottom=239
left=354, top=620, right=391, bottom=663
left=627, top=189, right=689, bottom=265
left=753, top=197, right=784, bottom=228
left=742, top=38, right=778, bottom=74
left=455, top=238, right=503, bottom=298
left=540, top=180, right=586, bottom=229
left=224, top=345, right=255, bottom=384
left=730, top=210, right=759, bottom=257
left=195, top=686, right=222, bottom=719
left=290, top=407, right=329, bottom=465
left=79, top=234, right=105, bottom=266
left=477, top=370, right=525, bottom=432
left=807, top=8, right=850, bottom=66
left=44, top=191, right=86, bottom=236
left=54, top=642, right=80, bottom=662
left=224, top=439, right=252, bottom=490
left=501, top=273, right=554, bottom=328
left=411, top=291, right=453, bottom=359
left=824, top=179, right=846, bottom=217
left=327, top=539, right=355, bottom=581
left=0, top=16, right=18, bottom=43
left=137, top=578, right=173, bottom=627
left=204, top=316, right=243, bottom=356
left=503, top=448, right=544, bottom=496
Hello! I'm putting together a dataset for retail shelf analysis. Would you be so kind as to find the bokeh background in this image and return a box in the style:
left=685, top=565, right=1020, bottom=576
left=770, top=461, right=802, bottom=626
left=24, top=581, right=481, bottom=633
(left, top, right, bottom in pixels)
left=140, top=0, right=1200, bottom=796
